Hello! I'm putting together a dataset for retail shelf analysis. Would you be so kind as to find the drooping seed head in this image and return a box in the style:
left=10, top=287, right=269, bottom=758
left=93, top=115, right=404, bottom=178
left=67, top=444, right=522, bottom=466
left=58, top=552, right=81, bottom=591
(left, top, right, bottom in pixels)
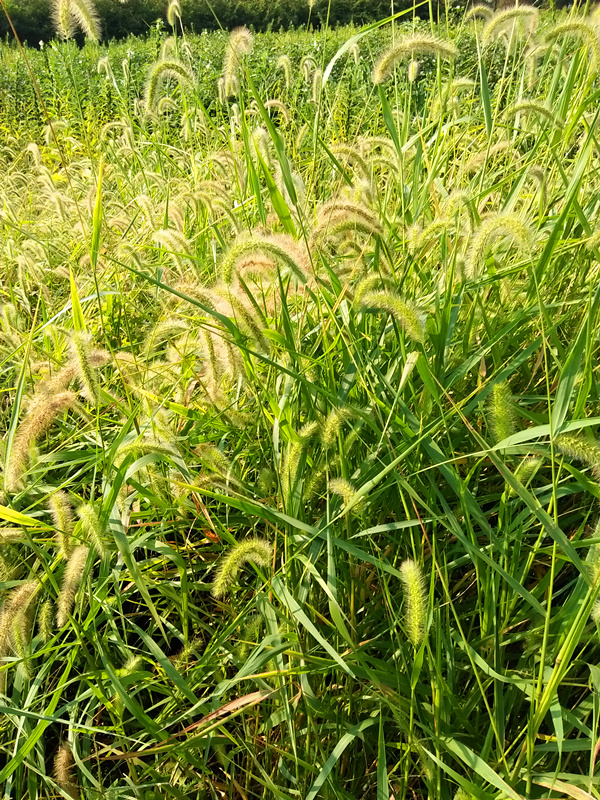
left=212, top=538, right=272, bottom=598
left=372, top=34, right=458, bottom=84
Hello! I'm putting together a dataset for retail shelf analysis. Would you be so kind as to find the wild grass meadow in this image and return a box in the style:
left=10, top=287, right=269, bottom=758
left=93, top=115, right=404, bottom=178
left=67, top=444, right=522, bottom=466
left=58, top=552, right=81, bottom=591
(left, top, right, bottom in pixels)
left=1, top=1, right=600, bottom=798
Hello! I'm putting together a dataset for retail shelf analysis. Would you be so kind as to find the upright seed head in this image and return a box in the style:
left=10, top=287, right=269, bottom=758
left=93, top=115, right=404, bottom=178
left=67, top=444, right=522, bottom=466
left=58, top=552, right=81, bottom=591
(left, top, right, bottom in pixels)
left=38, top=597, right=55, bottom=643
left=57, top=545, right=90, bottom=628
left=54, top=742, right=79, bottom=800
left=591, top=597, right=600, bottom=625
left=407, top=59, right=420, bottom=83
left=276, top=55, right=292, bottom=89
left=399, top=559, right=427, bottom=647
left=167, top=0, right=182, bottom=27
left=76, top=503, right=107, bottom=558
left=49, top=491, right=75, bottom=558
left=68, top=330, right=99, bottom=404
left=321, top=407, right=357, bottom=449
left=488, top=382, right=516, bottom=444
left=312, top=68, right=323, bottom=104
left=0, top=580, right=38, bottom=656
left=222, top=27, right=253, bottom=98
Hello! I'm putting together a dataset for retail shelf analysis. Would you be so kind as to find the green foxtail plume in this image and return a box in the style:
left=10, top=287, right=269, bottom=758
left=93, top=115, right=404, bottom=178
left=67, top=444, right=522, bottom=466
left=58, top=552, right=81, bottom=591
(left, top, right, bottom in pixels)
left=52, top=0, right=100, bottom=41
left=555, top=433, right=600, bottom=479
left=465, top=213, right=532, bottom=278
left=222, top=27, right=253, bottom=98
left=372, top=34, right=457, bottom=84
left=329, top=477, right=364, bottom=513
left=5, top=391, right=77, bottom=493
left=76, top=503, right=107, bottom=558
left=400, top=559, right=427, bottom=647
left=221, top=234, right=311, bottom=286
left=482, top=6, right=539, bottom=47
left=545, top=19, right=600, bottom=73
left=38, top=598, right=55, bottom=643
left=360, top=292, right=426, bottom=343
left=466, top=4, right=493, bottom=21
left=68, top=331, right=105, bottom=404
left=321, top=407, right=357, bottom=449
left=57, top=545, right=89, bottom=627
left=144, top=60, right=195, bottom=111
left=167, top=0, right=182, bottom=27
left=212, top=538, right=272, bottom=598
left=0, top=580, right=38, bottom=660
left=488, top=382, right=516, bottom=444
left=276, top=55, right=292, bottom=89
left=49, top=491, right=75, bottom=558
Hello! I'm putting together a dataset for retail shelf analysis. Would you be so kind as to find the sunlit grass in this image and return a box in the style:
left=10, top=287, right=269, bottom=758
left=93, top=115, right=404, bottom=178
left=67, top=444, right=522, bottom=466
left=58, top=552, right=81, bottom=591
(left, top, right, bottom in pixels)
left=0, top=3, right=600, bottom=799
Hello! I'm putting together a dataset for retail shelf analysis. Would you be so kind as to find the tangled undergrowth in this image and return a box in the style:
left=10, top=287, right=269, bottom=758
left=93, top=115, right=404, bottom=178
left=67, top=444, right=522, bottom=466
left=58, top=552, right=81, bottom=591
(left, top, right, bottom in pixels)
left=2, top=2, right=600, bottom=798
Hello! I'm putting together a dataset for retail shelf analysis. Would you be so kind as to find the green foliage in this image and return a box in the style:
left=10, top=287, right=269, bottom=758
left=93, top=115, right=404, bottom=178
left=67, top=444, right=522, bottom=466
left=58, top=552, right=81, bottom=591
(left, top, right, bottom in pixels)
left=0, top=6, right=599, bottom=800
left=1, top=0, right=421, bottom=43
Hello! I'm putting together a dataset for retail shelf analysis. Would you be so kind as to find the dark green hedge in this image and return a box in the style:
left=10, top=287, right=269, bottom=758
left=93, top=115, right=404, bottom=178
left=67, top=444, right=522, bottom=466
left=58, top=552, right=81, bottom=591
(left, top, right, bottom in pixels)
left=0, top=0, right=428, bottom=44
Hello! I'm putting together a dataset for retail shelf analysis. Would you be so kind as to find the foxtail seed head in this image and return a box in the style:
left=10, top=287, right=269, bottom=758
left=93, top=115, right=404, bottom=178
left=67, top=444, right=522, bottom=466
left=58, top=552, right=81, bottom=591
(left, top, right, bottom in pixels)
left=167, top=0, right=182, bottom=27
left=276, top=55, right=292, bottom=90
left=482, top=6, right=539, bottom=48
left=488, top=382, right=516, bottom=444
left=466, top=4, right=493, bottom=22
left=222, top=27, right=253, bottom=98
left=321, top=407, right=357, bottom=449
left=5, top=390, right=77, bottom=493
left=372, top=34, right=457, bottom=84
left=76, top=503, right=107, bottom=558
left=546, top=20, right=600, bottom=73
left=0, top=580, right=38, bottom=656
left=57, top=545, right=89, bottom=628
left=465, top=213, right=532, bottom=278
left=212, top=538, right=272, bottom=598
left=38, top=597, right=55, bottom=643
left=68, top=330, right=100, bottom=404
left=329, top=477, right=364, bottom=514
left=52, top=0, right=101, bottom=41
left=555, top=433, right=600, bottom=478
left=49, top=491, right=75, bottom=558
left=144, top=60, right=195, bottom=111
left=399, top=559, right=427, bottom=647
left=360, top=292, right=426, bottom=343
left=54, top=742, right=79, bottom=800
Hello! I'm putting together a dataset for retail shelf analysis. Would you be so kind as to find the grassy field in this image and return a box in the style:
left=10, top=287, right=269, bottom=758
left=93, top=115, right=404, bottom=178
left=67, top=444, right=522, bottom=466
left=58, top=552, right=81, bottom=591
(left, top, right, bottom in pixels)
left=1, top=2, right=600, bottom=799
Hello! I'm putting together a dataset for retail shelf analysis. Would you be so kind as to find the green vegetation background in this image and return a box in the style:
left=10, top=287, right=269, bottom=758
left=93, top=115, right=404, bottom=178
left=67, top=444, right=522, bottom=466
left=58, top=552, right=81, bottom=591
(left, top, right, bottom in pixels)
left=4, top=0, right=406, bottom=43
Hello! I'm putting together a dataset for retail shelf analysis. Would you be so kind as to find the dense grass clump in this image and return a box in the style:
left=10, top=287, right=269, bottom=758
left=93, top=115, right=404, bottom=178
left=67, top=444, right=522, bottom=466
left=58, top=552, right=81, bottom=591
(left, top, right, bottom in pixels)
left=1, top=4, right=600, bottom=799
